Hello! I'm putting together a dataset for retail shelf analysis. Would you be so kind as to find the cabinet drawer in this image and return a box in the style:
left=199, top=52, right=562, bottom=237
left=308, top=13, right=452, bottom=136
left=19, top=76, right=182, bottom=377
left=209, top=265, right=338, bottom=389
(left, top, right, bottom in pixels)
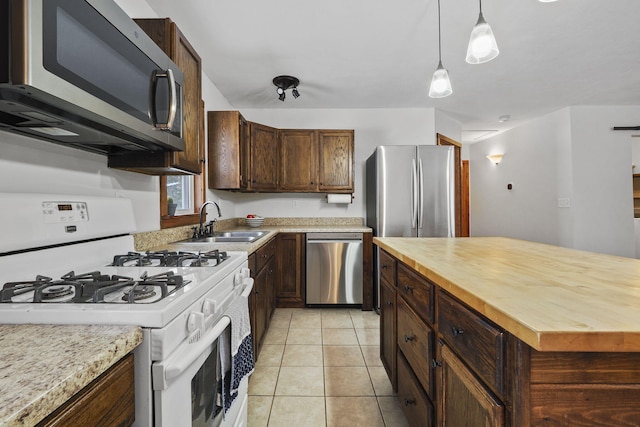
left=397, top=263, right=434, bottom=325
left=397, top=351, right=434, bottom=427
left=397, top=296, right=434, bottom=399
left=379, top=250, right=396, bottom=285
left=438, top=291, right=505, bottom=397
left=255, top=238, right=276, bottom=272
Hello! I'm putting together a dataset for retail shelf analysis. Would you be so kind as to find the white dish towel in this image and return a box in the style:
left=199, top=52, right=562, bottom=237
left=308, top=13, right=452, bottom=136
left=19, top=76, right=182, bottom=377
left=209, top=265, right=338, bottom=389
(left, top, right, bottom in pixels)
left=218, top=290, right=255, bottom=416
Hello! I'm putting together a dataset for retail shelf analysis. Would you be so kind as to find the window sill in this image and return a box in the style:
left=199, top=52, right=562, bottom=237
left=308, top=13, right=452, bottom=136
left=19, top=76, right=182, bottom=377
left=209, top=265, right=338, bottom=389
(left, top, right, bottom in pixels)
left=160, top=213, right=200, bottom=229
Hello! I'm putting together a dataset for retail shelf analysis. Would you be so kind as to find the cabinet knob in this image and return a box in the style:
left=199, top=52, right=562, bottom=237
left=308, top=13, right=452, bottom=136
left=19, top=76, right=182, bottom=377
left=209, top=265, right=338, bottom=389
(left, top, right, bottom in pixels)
left=403, top=284, right=413, bottom=292
left=451, top=326, right=464, bottom=337
left=381, top=264, right=388, bottom=270
left=386, top=301, right=393, bottom=306
left=403, top=398, right=416, bottom=406
left=431, top=359, right=442, bottom=369
left=403, top=334, right=415, bottom=342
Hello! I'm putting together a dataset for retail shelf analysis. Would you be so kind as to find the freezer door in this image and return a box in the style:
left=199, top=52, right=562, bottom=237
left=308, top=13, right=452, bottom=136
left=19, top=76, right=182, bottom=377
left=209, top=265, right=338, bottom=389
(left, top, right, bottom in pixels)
left=374, top=145, right=419, bottom=238
left=417, top=145, right=455, bottom=237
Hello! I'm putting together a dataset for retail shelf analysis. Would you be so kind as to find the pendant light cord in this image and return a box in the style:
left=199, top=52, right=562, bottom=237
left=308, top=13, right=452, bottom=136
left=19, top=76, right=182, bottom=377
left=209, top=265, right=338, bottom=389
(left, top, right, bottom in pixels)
left=437, top=0, right=442, bottom=64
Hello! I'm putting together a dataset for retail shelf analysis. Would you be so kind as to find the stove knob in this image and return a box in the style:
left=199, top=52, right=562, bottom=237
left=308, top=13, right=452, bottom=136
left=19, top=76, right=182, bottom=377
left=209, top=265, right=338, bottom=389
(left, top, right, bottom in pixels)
left=234, top=272, right=243, bottom=287
left=202, top=300, right=214, bottom=316
left=187, top=312, right=204, bottom=333
left=241, top=267, right=251, bottom=278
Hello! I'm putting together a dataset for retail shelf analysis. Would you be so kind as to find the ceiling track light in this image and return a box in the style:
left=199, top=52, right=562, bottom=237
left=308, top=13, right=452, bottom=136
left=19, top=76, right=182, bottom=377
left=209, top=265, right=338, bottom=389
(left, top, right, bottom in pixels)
left=466, top=0, right=499, bottom=64
left=428, top=0, right=452, bottom=98
left=272, top=75, right=300, bottom=102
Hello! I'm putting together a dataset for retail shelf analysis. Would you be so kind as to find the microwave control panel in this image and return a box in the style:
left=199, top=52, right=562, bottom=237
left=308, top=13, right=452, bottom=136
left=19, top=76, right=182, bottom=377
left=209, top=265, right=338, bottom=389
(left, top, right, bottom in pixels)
left=42, top=201, right=89, bottom=223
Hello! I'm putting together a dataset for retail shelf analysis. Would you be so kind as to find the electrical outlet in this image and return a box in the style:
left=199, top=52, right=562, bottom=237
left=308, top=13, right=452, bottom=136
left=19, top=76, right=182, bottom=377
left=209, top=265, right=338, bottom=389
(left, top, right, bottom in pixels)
left=292, top=200, right=298, bottom=208
left=557, top=198, right=571, bottom=208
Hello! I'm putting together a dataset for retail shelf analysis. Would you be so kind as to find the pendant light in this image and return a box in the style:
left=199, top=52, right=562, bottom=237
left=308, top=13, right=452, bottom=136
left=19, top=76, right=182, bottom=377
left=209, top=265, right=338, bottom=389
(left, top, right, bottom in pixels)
left=429, top=0, right=452, bottom=98
left=466, top=0, right=499, bottom=64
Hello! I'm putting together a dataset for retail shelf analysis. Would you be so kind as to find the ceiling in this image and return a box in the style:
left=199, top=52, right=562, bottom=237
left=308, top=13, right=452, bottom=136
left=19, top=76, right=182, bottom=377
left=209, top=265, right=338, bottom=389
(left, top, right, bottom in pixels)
left=135, top=0, right=640, bottom=142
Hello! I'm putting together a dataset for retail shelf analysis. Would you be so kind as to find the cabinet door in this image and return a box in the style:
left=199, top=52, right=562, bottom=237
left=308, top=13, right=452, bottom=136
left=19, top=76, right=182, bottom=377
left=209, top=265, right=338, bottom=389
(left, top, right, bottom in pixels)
left=380, top=278, right=397, bottom=390
left=247, top=253, right=257, bottom=358
left=168, top=23, right=202, bottom=174
left=250, top=122, right=279, bottom=191
left=265, top=257, right=277, bottom=319
left=438, top=343, right=504, bottom=427
left=318, top=130, right=354, bottom=192
left=279, top=130, right=318, bottom=191
left=37, top=354, right=135, bottom=427
left=253, top=265, right=269, bottom=354
left=110, top=18, right=202, bottom=175
left=276, top=233, right=306, bottom=307
left=208, top=111, right=248, bottom=190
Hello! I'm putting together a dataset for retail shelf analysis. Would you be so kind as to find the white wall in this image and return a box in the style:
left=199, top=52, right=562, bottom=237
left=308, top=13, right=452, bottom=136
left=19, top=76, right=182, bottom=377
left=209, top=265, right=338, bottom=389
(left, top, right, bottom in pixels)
left=470, top=106, right=638, bottom=257
left=568, top=106, right=636, bottom=257
left=215, top=108, right=439, bottom=219
left=470, top=109, right=567, bottom=245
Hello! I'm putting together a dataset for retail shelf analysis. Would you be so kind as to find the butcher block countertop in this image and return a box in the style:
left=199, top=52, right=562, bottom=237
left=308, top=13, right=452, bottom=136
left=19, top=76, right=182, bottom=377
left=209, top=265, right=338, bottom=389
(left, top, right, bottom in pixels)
left=374, top=236, right=640, bottom=353
left=0, top=324, right=142, bottom=427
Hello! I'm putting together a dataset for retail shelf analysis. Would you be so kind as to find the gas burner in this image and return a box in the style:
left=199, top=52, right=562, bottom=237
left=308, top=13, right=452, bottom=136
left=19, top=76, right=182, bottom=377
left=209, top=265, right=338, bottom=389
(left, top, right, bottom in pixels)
left=41, top=285, right=74, bottom=300
left=1, top=275, right=53, bottom=302
left=112, top=251, right=152, bottom=267
left=122, top=285, right=157, bottom=302
left=110, top=250, right=231, bottom=267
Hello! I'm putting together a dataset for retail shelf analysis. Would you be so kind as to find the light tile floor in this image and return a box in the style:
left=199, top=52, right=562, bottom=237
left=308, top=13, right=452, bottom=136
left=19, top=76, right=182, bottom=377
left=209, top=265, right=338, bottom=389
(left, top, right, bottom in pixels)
left=248, top=308, right=409, bottom=427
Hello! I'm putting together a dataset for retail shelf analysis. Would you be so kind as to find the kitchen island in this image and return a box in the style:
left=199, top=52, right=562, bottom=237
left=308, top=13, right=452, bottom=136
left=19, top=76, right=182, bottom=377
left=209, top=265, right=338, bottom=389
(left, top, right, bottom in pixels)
left=0, top=324, right=142, bottom=427
left=375, top=236, right=640, bottom=426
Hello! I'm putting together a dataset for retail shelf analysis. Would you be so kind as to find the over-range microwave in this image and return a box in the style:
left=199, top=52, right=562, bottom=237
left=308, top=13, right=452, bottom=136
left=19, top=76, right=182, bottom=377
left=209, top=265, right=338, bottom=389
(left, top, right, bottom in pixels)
left=0, top=0, right=185, bottom=155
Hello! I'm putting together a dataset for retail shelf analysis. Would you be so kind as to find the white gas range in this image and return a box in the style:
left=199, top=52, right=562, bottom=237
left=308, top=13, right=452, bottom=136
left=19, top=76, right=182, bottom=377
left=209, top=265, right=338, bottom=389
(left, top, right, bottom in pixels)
left=0, top=193, right=252, bottom=427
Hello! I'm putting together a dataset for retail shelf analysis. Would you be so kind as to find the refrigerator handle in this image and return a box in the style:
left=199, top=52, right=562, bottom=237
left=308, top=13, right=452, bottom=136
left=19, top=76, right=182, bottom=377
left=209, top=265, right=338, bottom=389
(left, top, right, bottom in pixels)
left=411, top=158, right=418, bottom=228
left=418, top=158, right=424, bottom=229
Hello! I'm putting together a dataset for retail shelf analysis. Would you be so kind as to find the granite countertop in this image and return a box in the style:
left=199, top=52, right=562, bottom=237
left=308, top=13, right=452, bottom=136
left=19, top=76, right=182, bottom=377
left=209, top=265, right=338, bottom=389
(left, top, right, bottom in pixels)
left=374, top=236, right=640, bottom=352
left=158, top=224, right=372, bottom=254
left=0, top=324, right=142, bottom=427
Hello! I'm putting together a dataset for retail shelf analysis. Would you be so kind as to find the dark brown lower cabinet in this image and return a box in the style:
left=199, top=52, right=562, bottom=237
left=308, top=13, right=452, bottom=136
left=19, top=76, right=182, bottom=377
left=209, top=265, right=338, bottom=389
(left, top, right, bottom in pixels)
left=438, top=343, right=504, bottom=427
left=249, top=238, right=277, bottom=360
left=276, top=233, right=305, bottom=307
left=380, top=278, right=397, bottom=390
left=397, top=351, right=434, bottom=427
left=37, top=353, right=135, bottom=427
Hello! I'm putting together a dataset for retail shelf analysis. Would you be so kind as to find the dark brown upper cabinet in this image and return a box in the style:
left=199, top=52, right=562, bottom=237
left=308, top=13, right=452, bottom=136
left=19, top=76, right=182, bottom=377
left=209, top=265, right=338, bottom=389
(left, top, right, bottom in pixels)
left=208, top=112, right=354, bottom=193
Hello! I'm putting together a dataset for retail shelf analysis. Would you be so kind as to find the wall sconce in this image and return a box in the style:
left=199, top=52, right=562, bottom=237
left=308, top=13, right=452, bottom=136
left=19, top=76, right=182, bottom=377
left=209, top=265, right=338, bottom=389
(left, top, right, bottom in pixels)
left=486, top=153, right=504, bottom=164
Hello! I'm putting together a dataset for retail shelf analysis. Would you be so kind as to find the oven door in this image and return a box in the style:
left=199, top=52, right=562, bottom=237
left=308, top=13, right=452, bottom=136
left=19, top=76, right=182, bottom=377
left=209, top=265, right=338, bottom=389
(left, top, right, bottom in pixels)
left=152, top=316, right=229, bottom=427
left=151, top=278, right=253, bottom=427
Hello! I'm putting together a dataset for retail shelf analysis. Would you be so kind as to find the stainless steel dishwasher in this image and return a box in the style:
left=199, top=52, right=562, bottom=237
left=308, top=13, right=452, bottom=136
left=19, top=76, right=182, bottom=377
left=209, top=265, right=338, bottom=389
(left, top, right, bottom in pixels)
left=306, top=232, right=363, bottom=305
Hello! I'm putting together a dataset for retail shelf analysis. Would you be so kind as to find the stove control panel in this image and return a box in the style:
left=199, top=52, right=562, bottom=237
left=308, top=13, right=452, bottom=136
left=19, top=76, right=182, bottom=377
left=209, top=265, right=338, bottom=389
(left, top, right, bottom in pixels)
left=42, top=201, right=89, bottom=224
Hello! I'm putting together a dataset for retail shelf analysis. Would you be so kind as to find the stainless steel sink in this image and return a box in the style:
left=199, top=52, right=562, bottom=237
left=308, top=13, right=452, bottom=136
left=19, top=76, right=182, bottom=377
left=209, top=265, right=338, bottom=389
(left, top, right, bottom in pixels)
left=180, top=230, right=269, bottom=244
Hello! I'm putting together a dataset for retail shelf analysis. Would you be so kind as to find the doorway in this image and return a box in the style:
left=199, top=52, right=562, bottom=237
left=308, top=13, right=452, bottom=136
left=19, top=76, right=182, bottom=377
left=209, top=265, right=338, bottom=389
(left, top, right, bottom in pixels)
left=437, top=133, right=469, bottom=237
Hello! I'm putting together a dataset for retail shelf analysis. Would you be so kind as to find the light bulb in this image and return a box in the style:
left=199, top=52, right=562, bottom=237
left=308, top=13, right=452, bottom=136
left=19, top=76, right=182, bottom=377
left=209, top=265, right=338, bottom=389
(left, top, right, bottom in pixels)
left=429, top=65, right=453, bottom=98
left=466, top=14, right=499, bottom=64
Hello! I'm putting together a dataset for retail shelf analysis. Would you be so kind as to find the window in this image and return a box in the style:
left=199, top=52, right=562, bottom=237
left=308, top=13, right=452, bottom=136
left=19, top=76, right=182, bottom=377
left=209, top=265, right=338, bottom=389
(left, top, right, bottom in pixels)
left=160, top=172, right=204, bottom=229
left=167, top=175, right=194, bottom=215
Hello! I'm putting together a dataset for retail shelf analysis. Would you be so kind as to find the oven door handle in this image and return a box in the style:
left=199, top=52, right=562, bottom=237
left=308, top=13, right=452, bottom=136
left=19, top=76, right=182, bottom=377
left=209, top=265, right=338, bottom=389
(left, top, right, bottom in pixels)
left=153, top=316, right=230, bottom=390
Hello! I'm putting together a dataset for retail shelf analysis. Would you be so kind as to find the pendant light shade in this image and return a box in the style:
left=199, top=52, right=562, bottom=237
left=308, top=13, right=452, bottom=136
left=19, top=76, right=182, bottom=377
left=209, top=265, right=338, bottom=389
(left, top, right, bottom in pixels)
left=429, top=62, right=453, bottom=98
left=429, top=0, right=452, bottom=98
left=466, top=3, right=499, bottom=64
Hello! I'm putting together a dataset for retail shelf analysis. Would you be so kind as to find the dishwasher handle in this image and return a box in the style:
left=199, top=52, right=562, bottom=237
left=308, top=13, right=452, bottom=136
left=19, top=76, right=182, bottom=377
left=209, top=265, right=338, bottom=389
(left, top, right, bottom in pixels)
left=306, top=232, right=363, bottom=241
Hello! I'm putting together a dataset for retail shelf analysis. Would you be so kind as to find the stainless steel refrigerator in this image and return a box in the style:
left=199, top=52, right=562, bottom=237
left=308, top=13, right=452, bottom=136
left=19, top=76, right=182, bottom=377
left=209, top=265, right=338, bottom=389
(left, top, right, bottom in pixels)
left=365, top=145, right=456, bottom=310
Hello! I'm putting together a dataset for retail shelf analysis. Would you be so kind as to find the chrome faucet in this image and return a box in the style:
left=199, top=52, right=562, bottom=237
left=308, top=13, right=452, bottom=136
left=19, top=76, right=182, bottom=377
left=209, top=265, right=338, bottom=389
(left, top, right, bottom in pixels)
left=196, top=200, right=222, bottom=238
